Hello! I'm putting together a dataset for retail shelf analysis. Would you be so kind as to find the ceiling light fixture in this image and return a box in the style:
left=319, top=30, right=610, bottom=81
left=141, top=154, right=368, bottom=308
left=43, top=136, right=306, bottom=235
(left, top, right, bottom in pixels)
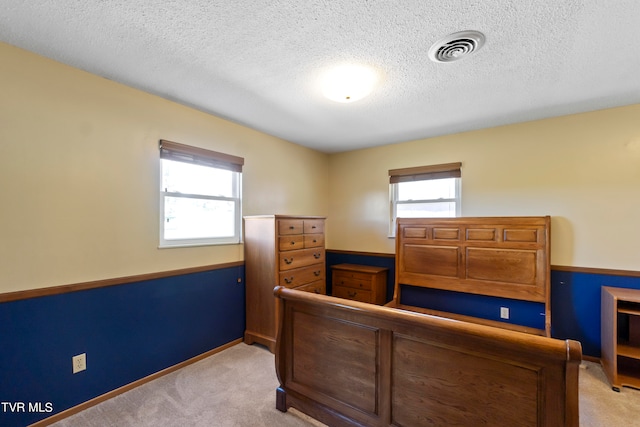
left=321, top=64, right=378, bottom=103
left=428, top=30, right=485, bottom=63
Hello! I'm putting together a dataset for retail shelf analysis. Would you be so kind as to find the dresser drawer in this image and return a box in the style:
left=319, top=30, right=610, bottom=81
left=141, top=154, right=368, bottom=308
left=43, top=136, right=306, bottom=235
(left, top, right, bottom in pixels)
left=304, top=219, right=324, bottom=234
left=279, top=264, right=325, bottom=288
left=333, top=285, right=372, bottom=303
left=278, top=219, right=304, bottom=235
left=304, top=234, right=324, bottom=248
left=279, top=248, right=325, bottom=271
left=295, top=280, right=326, bottom=295
left=279, top=235, right=304, bottom=251
left=333, top=273, right=372, bottom=290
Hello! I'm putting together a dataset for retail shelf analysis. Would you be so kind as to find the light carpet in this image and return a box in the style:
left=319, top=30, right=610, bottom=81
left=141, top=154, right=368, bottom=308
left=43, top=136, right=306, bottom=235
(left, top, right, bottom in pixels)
left=51, top=344, right=323, bottom=427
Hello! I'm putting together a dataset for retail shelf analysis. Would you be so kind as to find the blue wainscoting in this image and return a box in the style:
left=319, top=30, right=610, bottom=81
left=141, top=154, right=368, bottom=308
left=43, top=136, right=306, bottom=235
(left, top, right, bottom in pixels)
left=0, top=265, right=245, bottom=427
left=551, top=269, right=640, bottom=358
left=326, top=251, right=640, bottom=359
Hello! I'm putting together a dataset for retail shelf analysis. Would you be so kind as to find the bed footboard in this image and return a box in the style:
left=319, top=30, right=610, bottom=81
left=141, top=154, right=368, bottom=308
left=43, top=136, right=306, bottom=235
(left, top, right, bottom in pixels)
left=274, top=287, right=581, bottom=427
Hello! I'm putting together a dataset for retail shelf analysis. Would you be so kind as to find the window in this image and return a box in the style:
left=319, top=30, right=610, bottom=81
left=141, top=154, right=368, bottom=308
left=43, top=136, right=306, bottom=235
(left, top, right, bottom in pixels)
left=159, top=140, right=243, bottom=247
left=389, top=162, right=461, bottom=236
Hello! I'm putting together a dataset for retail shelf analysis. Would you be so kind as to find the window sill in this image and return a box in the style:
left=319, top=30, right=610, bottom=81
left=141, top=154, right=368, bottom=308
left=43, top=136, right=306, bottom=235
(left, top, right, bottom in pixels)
left=159, top=241, right=242, bottom=249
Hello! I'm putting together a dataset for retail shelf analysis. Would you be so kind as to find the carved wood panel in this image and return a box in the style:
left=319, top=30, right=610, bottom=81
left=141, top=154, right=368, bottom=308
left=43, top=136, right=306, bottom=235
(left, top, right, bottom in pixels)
left=290, top=310, right=379, bottom=415
left=392, top=334, right=538, bottom=426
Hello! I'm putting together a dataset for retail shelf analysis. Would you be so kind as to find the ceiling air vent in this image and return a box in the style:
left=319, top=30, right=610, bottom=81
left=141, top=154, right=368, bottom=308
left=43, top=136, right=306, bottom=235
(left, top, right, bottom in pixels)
left=428, top=31, right=485, bottom=63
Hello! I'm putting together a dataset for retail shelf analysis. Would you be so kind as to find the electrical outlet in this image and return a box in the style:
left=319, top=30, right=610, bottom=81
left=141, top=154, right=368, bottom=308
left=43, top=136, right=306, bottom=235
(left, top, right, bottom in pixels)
left=72, top=353, right=86, bottom=374
left=500, top=307, right=510, bottom=319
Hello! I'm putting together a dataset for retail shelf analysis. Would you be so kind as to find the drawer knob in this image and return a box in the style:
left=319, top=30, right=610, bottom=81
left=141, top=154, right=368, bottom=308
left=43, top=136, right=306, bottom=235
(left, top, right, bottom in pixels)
left=348, top=291, right=357, bottom=298
left=313, top=253, right=321, bottom=259
left=289, top=226, right=295, bottom=229
left=314, top=270, right=321, bottom=276
left=284, top=277, right=294, bottom=284
left=314, top=288, right=320, bottom=294
left=290, top=241, right=296, bottom=245
left=284, top=257, right=293, bottom=264
left=312, top=225, right=317, bottom=229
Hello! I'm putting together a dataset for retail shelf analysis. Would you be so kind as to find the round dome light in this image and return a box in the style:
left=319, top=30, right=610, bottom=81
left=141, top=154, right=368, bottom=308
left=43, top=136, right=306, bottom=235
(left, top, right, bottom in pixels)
left=321, top=64, right=378, bottom=103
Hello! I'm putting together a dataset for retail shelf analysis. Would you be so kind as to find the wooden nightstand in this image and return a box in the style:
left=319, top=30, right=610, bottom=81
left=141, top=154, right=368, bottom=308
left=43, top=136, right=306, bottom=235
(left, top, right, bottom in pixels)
left=331, top=263, right=388, bottom=305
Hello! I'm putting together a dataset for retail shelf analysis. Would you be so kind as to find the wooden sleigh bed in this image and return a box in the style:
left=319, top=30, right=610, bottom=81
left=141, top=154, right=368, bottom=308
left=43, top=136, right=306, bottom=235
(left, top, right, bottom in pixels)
left=274, top=288, right=581, bottom=426
left=274, top=216, right=582, bottom=426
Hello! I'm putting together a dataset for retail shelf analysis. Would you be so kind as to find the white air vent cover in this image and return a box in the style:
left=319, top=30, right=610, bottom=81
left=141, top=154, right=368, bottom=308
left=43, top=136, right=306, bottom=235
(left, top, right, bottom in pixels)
left=428, top=31, right=485, bottom=63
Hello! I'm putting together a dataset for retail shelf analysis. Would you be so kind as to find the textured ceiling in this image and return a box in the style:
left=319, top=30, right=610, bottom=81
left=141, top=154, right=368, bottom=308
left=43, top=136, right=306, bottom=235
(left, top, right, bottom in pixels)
left=1, top=1, right=639, bottom=153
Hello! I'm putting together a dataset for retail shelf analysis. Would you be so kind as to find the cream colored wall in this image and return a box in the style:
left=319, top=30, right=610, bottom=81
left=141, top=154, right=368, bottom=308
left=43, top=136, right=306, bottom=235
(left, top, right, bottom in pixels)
left=0, top=43, right=329, bottom=293
left=3, top=41, right=638, bottom=293
left=328, top=104, right=640, bottom=271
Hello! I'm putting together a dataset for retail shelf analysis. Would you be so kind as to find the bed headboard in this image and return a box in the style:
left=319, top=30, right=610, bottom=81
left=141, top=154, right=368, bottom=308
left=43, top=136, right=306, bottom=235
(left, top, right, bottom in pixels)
left=392, top=216, right=551, bottom=336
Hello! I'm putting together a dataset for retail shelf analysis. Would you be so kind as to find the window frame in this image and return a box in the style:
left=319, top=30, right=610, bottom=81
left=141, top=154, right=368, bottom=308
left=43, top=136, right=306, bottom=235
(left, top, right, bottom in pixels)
left=159, top=139, right=244, bottom=248
left=388, top=162, right=462, bottom=237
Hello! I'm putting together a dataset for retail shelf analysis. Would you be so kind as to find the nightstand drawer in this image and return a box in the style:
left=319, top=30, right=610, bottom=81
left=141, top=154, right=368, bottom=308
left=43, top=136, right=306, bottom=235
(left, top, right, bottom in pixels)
left=333, top=273, right=372, bottom=290
left=333, top=285, right=371, bottom=303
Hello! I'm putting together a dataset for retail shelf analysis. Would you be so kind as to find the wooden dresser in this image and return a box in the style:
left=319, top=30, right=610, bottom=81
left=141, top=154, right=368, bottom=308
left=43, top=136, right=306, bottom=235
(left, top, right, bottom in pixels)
left=244, top=215, right=326, bottom=352
left=332, top=263, right=388, bottom=305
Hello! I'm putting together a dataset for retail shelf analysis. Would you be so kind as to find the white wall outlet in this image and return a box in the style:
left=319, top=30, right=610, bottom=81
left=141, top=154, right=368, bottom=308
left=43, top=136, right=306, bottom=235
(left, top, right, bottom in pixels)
left=72, top=353, right=86, bottom=374
left=500, top=307, right=510, bottom=319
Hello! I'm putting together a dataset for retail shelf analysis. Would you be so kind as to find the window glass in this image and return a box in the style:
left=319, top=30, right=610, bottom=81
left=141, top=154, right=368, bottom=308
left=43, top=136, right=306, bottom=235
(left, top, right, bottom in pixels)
left=397, top=178, right=456, bottom=201
left=390, top=177, right=460, bottom=236
left=162, top=160, right=235, bottom=198
left=396, top=201, right=457, bottom=218
left=163, top=197, right=236, bottom=240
